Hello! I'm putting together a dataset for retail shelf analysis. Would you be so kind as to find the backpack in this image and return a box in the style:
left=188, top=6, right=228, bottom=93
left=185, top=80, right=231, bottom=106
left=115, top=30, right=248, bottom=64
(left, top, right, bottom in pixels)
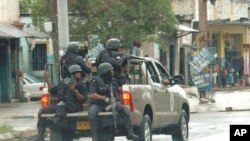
left=95, top=50, right=106, bottom=68
left=60, top=53, right=76, bottom=79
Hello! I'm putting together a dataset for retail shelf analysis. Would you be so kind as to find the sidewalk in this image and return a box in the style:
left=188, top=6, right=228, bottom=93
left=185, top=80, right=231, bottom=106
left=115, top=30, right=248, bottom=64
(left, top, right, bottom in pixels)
left=195, top=85, right=250, bottom=113
left=0, top=102, right=40, bottom=140
left=0, top=86, right=250, bottom=140
left=212, top=85, right=250, bottom=92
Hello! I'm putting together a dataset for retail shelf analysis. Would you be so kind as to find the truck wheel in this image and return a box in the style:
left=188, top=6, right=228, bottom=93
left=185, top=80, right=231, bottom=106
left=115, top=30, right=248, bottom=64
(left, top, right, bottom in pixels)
left=139, top=114, right=152, bottom=141
left=172, top=109, right=188, bottom=141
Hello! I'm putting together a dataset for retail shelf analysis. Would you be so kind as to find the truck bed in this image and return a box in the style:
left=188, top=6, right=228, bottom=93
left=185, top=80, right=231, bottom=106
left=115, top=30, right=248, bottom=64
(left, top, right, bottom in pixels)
left=41, top=111, right=113, bottom=118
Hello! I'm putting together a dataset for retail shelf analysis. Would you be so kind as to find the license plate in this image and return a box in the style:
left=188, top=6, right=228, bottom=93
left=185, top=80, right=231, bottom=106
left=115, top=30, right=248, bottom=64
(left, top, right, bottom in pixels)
left=76, top=121, right=91, bottom=130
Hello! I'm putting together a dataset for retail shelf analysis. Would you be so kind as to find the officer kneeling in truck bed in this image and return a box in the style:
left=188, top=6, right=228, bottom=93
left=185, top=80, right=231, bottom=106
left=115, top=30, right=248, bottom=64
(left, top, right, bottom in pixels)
left=88, top=62, right=139, bottom=141
left=32, top=65, right=88, bottom=141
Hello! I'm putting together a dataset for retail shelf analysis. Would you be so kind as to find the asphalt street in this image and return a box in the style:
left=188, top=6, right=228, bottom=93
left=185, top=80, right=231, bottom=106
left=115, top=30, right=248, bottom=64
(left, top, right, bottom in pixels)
left=0, top=87, right=250, bottom=141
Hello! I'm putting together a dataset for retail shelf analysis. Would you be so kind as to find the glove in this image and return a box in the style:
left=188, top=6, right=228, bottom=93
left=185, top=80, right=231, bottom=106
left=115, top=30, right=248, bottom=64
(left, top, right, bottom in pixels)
left=104, top=97, right=110, bottom=104
left=121, top=55, right=128, bottom=66
left=122, top=55, right=128, bottom=61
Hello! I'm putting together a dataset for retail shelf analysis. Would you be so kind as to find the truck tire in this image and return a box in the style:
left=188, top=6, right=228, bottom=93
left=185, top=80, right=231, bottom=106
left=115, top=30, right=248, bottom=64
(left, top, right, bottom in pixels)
left=172, top=109, right=188, bottom=141
left=139, top=114, right=152, bottom=141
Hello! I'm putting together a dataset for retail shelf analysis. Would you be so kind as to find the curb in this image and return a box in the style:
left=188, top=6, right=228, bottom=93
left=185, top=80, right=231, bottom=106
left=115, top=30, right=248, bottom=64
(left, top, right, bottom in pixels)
left=0, top=115, right=37, bottom=140
left=0, top=128, right=37, bottom=140
left=12, top=115, right=36, bottom=119
left=14, top=128, right=37, bottom=138
left=0, top=132, right=14, bottom=140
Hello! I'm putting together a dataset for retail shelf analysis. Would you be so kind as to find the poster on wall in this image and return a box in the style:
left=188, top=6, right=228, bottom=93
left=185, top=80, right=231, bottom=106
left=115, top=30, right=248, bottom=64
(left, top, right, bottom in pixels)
left=188, top=47, right=216, bottom=73
left=189, top=47, right=216, bottom=92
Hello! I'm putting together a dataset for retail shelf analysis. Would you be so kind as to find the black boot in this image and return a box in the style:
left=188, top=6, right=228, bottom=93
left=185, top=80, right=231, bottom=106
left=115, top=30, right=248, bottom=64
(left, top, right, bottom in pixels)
left=31, top=128, right=45, bottom=141
left=127, top=129, right=139, bottom=141
left=123, top=114, right=139, bottom=141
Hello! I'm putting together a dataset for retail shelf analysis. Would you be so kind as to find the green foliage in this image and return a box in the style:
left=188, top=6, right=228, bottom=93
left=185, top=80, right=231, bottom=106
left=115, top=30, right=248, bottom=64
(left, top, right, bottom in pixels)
left=19, top=0, right=49, bottom=30
left=19, top=0, right=32, bottom=14
left=0, top=124, right=13, bottom=134
left=25, top=0, right=177, bottom=46
left=69, top=0, right=177, bottom=46
left=30, top=0, right=49, bottom=29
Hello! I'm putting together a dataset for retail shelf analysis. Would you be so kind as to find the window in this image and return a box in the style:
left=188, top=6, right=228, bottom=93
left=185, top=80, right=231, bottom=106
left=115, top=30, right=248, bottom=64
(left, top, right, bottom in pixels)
left=24, top=74, right=42, bottom=84
left=146, top=62, right=160, bottom=83
left=126, top=60, right=145, bottom=84
left=155, top=62, right=170, bottom=80
left=32, top=44, right=47, bottom=71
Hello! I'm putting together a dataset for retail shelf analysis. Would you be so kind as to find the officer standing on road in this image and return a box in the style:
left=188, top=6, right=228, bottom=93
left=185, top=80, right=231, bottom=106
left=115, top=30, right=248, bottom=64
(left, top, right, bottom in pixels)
left=32, top=65, right=88, bottom=141
left=95, top=38, right=128, bottom=86
left=88, top=62, right=139, bottom=141
left=60, top=41, right=91, bottom=79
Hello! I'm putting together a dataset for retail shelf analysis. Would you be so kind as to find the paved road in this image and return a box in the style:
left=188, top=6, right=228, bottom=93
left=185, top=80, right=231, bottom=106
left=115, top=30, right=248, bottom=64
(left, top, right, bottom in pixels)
left=1, top=88, right=250, bottom=141
left=190, top=110, right=250, bottom=141
left=9, top=110, right=250, bottom=141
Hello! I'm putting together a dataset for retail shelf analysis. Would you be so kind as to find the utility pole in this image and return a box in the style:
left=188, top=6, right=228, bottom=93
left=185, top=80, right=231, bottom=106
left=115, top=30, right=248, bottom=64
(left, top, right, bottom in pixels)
left=199, top=0, right=208, bottom=49
left=48, top=0, right=59, bottom=65
left=57, top=0, right=69, bottom=51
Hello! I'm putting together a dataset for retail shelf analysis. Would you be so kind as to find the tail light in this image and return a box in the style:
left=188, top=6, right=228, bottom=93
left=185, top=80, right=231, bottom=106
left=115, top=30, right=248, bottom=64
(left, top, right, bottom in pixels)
left=121, top=91, right=134, bottom=112
left=41, top=93, right=49, bottom=108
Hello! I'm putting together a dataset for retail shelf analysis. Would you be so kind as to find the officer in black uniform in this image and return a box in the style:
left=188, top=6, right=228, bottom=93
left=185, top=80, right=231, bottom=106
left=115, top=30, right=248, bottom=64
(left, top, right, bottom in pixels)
left=95, top=38, right=128, bottom=86
left=88, top=62, right=139, bottom=141
left=32, top=65, right=88, bottom=141
left=60, top=42, right=91, bottom=79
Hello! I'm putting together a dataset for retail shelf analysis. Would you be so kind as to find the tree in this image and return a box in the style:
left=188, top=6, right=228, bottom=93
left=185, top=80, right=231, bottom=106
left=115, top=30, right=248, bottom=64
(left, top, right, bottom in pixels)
left=69, top=0, right=177, bottom=46
left=20, top=0, right=49, bottom=30
left=20, top=0, right=177, bottom=47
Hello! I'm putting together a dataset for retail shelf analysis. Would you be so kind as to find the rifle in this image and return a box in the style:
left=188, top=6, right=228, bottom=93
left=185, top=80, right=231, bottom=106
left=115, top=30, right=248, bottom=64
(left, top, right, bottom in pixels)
left=111, top=51, right=145, bottom=60
left=107, top=84, right=117, bottom=130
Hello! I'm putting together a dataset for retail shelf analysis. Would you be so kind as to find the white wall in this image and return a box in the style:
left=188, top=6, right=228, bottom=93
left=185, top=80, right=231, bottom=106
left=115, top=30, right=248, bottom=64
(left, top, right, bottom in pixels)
left=172, top=0, right=195, bottom=17
left=0, top=0, right=20, bottom=23
left=194, top=0, right=248, bottom=21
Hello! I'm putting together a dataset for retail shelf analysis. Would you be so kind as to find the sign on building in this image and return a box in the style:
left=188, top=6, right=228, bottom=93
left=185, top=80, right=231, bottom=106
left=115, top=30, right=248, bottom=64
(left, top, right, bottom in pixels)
left=189, top=47, right=216, bottom=73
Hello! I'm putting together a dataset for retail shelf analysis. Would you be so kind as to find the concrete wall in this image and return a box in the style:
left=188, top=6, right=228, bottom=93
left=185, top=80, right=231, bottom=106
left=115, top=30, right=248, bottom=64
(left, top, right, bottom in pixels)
left=0, top=0, right=20, bottom=23
left=172, top=0, right=195, bottom=17
left=205, top=0, right=248, bottom=21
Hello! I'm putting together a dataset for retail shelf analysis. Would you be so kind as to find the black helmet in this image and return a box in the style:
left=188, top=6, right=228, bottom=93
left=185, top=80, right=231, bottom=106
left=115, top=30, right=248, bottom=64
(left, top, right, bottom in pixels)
left=68, top=65, right=82, bottom=74
left=106, top=38, right=121, bottom=51
left=98, top=63, right=113, bottom=75
left=67, top=42, right=79, bottom=53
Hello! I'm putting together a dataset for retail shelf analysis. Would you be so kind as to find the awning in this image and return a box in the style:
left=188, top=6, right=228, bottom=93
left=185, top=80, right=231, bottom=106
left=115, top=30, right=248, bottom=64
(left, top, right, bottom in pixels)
left=23, top=26, right=49, bottom=38
left=0, top=23, right=29, bottom=38
left=178, top=25, right=199, bottom=32
left=176, top=24, right=199, bottom=38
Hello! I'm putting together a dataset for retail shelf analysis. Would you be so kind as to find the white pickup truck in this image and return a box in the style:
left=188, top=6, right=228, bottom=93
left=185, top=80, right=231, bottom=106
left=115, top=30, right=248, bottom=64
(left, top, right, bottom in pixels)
left=41, top=56, right=189, bottom=141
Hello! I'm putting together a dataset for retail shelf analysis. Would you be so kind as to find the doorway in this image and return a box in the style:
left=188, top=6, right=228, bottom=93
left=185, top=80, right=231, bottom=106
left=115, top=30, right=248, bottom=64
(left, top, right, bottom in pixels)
left=0, top=39, right=9, bottom=102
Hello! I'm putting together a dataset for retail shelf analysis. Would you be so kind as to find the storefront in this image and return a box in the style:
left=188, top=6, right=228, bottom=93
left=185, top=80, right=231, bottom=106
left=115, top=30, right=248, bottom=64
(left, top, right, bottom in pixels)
left=208, top=22, right=250, bottom=85
left=0, top=23, right=28, bottom=102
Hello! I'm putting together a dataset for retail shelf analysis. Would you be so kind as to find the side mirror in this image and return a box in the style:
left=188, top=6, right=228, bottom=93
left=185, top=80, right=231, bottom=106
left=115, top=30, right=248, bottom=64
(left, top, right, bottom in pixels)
left=170, top=75, right=184, bottom=85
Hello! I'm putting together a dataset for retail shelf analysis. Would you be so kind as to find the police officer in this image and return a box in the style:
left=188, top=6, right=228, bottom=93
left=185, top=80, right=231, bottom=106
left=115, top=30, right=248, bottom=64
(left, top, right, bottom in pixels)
left=88, top=62, right=139, bottom=141
left=60, top=41, right=91, bottom=79
left=95, top=38, right=128, bottom=86
left=32, top=65, right=88, bottom=141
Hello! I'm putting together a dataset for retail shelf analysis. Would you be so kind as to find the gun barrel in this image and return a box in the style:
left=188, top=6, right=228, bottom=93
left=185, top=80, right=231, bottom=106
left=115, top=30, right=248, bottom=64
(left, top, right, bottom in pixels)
left=111, top=51, right=145, bottom=60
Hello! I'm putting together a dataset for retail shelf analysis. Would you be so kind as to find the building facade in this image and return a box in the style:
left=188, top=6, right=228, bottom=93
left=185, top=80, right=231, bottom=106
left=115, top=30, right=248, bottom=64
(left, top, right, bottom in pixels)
left=172, top=0, right=250, bottom=86
left=0, top=0, right=26, bottom=102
